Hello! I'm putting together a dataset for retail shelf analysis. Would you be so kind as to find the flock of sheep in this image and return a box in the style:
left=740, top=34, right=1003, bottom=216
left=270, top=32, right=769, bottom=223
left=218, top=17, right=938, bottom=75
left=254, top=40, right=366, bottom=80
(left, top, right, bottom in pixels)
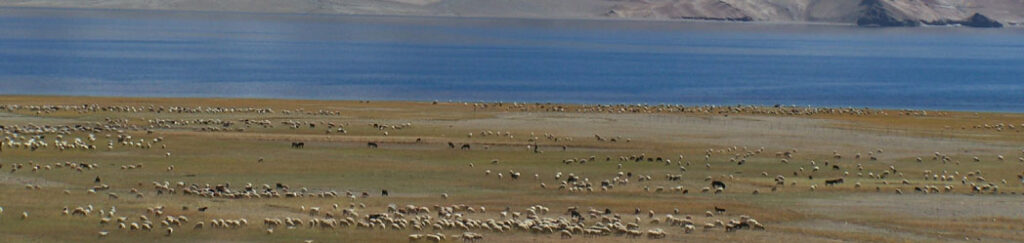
left=1, top=101, right=1022, bottom=242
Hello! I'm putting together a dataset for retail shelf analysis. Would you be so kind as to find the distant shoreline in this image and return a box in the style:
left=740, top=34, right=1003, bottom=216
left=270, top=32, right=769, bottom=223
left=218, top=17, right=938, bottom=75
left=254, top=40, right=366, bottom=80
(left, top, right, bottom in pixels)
left=0, top=6, right=853, bottom=27
left=1, top=5, right=1021, bottom=29
left=1, top=95, right=1020, bottom=115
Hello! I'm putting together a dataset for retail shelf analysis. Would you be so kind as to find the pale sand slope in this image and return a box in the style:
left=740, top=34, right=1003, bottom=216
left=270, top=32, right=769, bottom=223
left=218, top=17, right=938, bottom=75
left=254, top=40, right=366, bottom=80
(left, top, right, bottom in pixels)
left=2, top=0, right=1023, bottom=26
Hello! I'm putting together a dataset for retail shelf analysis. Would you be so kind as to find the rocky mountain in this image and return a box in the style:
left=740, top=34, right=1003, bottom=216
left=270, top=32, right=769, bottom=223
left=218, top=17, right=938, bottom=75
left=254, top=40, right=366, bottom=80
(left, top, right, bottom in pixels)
left=2, top=0, right=1022, bottom=27
left=607, top=0, right=1021, bottom=27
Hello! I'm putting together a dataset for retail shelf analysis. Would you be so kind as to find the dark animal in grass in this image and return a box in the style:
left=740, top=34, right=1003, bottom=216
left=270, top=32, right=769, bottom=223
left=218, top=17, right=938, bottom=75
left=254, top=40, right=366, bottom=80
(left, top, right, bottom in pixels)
left=714, top=206, right=726, bottom=214
left=448, top=142, right=455, bottom=149
left=381, top=190, right=389, bottom=197
left=825, top=178, right=844, bottom=186
left=367, top=142, right=378, bottom=149
left=461, top=144, right=471, bottom=150
left=570, top=210, right=582, bottom=218
left=711, top=181, right=727, bottom=189
left=291, top=142, right=304, bottom=149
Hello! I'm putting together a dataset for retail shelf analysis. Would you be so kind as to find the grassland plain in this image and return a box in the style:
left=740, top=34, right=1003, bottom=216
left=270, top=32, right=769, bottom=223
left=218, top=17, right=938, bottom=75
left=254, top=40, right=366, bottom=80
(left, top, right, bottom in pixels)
left=0, top=95, right=1022, bottom=242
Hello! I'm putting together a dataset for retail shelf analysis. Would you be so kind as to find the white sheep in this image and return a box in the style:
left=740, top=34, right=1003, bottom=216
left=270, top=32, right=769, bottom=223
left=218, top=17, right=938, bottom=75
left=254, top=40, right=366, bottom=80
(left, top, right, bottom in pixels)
left=560, top=230, right=572, bottom=239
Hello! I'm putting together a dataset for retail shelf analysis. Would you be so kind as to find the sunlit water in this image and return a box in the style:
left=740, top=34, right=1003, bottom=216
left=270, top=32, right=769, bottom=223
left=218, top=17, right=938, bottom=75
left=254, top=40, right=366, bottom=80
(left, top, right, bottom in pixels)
left=1, top=7, right=1023, bottom=112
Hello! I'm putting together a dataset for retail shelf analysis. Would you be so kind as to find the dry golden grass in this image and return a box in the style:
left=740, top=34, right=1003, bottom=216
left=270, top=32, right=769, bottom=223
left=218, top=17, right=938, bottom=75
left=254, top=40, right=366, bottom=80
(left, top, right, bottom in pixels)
left=1, top=96, right=1023, bottom=242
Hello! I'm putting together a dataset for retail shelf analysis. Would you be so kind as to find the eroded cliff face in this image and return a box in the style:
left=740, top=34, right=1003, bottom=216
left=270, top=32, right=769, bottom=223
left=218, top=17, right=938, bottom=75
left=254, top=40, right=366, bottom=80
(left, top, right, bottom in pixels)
left=605, top=0, right=753, bottom=21
left=1, top=0, right=1021, bottom=27
left=606, top=0, right=1021, bottom=27
left=855, top=0, right=922, bottom=27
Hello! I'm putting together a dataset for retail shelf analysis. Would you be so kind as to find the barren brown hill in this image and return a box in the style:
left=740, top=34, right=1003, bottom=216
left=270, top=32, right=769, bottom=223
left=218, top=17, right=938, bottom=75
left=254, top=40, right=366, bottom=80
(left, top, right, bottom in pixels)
left=2, top=0, right=1023, bottom=27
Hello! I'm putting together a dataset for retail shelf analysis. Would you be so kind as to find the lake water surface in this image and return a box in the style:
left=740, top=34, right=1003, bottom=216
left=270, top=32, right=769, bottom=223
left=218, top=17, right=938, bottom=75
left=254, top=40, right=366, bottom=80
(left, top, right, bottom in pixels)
left=1, top=7, right=1023, bottom=112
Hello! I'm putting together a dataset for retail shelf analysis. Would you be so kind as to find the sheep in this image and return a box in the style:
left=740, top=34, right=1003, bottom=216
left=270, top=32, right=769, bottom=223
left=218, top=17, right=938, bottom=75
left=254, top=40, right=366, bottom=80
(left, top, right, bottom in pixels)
left=560, top=230, right=573, bottom=239
left=703, top=223, right=716, bottom=232
left=684, top=223, right=700, bottom=232
left=646, top=228, right=666, bottom=239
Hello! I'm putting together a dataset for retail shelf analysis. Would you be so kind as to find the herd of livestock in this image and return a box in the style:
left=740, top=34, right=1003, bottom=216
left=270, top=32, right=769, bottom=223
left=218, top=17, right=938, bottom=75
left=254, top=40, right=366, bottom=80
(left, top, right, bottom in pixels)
left=0, top=102, right=1022, bottom=242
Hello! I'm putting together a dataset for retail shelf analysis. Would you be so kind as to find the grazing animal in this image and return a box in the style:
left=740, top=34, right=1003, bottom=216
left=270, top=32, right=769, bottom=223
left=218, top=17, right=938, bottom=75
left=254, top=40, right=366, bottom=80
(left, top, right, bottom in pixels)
left=461, top=144, right=471, bottom=150
left=711, top=181, right=726, bottom=189
left=825, top=178, right=844, bottom=186
left=367, top=142, right=378, bottom=149
left=291, top=142, right=304, bottom=149
left=569, top=210, right=583, bottom=220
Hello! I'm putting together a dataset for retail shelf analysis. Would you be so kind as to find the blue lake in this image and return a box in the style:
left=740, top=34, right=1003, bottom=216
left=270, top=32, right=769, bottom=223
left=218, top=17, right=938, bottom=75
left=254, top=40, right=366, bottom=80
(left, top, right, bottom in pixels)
left=1, top=7, right=1023, bottom=112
